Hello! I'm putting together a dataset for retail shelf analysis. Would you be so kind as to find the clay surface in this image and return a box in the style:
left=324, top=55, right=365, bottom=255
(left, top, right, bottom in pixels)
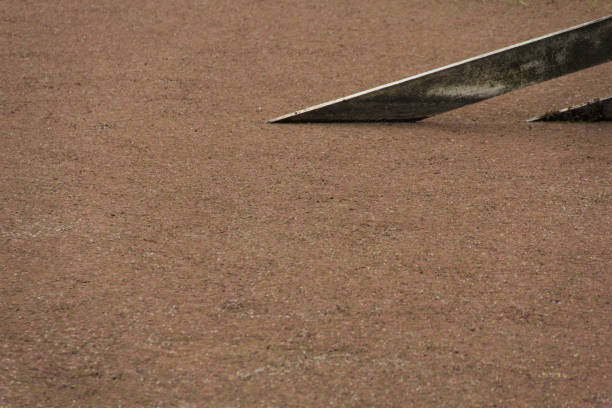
left=1, top=1, right=611, bottom=407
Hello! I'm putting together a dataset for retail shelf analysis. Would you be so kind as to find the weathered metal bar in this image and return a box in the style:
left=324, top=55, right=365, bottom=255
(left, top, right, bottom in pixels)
left=528, top=96, right=612, bottom=122
left=269, top=15, right=612, bottom=123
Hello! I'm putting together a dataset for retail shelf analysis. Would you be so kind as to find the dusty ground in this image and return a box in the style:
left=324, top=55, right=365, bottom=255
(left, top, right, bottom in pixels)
left=1, top=1, right=611, bottom=406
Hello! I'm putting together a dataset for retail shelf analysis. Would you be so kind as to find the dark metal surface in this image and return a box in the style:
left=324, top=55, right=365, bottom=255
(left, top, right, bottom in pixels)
left=528, top=96, right=612, bottom=122
left=270, top=15, right=612, bottom=123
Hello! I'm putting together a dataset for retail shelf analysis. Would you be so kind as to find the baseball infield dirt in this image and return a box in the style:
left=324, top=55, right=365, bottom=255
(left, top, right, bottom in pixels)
left=1, top=1, right=611, bottom=406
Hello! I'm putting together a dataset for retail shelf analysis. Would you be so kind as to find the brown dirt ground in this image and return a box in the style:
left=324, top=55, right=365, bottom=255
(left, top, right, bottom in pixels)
left=1, top=1, right=611, bottom=407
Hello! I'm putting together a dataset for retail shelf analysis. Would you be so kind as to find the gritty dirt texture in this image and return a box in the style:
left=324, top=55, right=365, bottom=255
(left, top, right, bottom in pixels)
left=1, top=1, right=611, bottom=407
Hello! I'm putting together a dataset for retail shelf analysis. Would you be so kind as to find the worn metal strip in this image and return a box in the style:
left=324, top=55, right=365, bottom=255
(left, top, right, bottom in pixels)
left=528, top=96, right=612, bottom=122
left=269, top=15, right=612, bottom=123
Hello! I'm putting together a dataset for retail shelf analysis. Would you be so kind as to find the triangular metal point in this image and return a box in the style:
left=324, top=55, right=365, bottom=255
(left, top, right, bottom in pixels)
left=269, top=15, right=612, bottom=123
left=528, top=96, right=612, bottom=122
